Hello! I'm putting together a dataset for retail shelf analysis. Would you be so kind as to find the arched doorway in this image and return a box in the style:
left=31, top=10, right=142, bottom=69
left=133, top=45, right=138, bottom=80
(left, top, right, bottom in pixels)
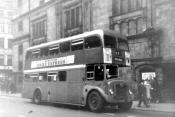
left=135, top=64, right=156, bottom=83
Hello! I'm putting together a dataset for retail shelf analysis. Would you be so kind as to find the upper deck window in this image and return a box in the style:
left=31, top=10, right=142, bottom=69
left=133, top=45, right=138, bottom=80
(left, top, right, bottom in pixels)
left=118, top=38, right=129, bottom=51
left=32, top=49, right=40, bottom=59
left=104, top=35, right=117, bottom=48
left=60, top=41, right=70, bottom=53
left=85, top=36, right=101, bottom=49
left=49, top=45, right=59, bottom=55
left=40, top=47, right=48, bottom=57
left=71, top=39, right=84, bottom=51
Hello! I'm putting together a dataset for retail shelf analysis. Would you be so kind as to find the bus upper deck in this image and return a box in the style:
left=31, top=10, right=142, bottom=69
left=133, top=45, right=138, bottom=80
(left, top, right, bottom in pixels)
left=24, top=29, right=131, bottom=71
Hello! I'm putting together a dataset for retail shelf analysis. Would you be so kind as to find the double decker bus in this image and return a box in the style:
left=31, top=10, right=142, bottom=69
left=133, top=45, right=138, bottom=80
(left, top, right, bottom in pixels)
left=23, top=29, right=133, bottom=112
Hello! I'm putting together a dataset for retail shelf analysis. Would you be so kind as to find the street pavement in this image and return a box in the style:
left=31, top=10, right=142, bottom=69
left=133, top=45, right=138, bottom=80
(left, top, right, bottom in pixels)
left=0, top=93, right=175, bottom=117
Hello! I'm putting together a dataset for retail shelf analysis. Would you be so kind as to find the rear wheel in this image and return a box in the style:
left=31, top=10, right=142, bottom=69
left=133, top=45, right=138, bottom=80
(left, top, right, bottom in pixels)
left=87, top=91, right=104, bottom=112
left=118, top=102, right=132, bottom=111
left=33, top=90, right=41, bottom=104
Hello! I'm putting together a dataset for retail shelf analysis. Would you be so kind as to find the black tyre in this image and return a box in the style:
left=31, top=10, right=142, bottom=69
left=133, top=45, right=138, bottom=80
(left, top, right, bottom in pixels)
left=33, top=89, right=42, bottom=104
left=118, top=102, right=132, bottom=111
left=87, top=91, right=104, bottom=112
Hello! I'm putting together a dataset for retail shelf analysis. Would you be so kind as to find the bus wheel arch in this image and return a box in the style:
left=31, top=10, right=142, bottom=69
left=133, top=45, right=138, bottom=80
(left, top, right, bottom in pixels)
left=86, top=89, right=105, bottom=112
left=33, top=88, right=42, bottom=104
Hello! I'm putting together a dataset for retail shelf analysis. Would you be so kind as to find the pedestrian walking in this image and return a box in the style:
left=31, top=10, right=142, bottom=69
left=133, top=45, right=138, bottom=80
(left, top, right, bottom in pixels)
left=137, top=80, right=150, bottom=108
left=144, top=80, right=152, bottom=104
left=151, top=77, right=161, bottom=103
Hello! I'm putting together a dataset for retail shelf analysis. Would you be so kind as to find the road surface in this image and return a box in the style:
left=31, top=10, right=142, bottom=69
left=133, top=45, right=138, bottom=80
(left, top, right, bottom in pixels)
left=0, top=95, right=175, bottom=117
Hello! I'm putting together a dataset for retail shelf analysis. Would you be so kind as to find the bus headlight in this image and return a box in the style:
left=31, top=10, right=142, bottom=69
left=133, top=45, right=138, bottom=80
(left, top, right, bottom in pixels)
left=109, top=89, right=114, bottom=95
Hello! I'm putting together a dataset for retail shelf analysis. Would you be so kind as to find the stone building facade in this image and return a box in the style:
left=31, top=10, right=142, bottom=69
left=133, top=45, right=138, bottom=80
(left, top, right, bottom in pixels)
left=0, top=0, right=14, bottom=92
left=12, top=0, right=175, bottom=100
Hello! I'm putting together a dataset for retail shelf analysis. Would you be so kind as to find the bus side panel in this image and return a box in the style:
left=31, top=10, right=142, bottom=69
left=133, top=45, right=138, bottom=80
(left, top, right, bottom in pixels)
left=49, top=79, right=68, bottom=103
left=72, top=50, right=85, bottom=64
left=67, top=68, right=85, bottom=105
left=85, top=48, right=103, bottom=64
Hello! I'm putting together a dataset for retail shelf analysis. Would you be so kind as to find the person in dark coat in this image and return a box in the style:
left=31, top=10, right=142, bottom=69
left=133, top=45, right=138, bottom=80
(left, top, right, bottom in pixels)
left=151, top=77, right=161, bottom=103
left=137, top=81, right=149, bottom=107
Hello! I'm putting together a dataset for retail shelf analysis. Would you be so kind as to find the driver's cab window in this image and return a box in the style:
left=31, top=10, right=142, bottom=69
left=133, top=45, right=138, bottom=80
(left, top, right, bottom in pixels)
left=95, top=65, right=104, bottom=81
left=86, top=65, right=104, bottom=81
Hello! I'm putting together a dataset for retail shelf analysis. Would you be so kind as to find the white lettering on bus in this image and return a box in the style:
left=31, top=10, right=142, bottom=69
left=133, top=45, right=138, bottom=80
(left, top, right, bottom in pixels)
left=31, top=55, right=75, bottom=68
left=24, top=64, right=85, bottom=73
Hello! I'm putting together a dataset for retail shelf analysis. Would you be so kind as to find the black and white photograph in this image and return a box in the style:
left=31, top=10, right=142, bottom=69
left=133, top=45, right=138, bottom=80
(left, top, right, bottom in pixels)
left=0, top=0, right=175, bottom=117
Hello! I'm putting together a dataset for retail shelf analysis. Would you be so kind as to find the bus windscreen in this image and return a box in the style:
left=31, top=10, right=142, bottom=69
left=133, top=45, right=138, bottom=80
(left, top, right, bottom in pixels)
left=104, top=35, right=117, bottom=48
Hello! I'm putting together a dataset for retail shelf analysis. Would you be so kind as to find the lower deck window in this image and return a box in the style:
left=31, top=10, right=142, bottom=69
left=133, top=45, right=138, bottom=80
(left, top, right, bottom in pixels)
left=58, top=71, right=67, bottom=81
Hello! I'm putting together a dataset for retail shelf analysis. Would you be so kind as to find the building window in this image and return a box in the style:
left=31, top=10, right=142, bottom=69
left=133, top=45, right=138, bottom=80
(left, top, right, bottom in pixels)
left=8, top=24, right=12, bottom=33
left=7, top=55, right=12, bottom=66
left=114, top=24, right=120, bottom=33
left=0, top=55, right=4, bottom=65
left=120, top=0, right=128, bottom=14
left=129, top=20, right=136, bottom=36
left=121, top=22, right=129, bottom=36
left=39, top=0, right=45, bottom=6
left=63, top=4, right=82, bottom=37
left=136, top=0, right=142, bottom=9
left=7, top=12, right=13, bottom=18
left=64, top=5, right=82, bottom=29
left=112, top=0, right=120, bottom=16
left=18, top=44, right=23, bottom=71
left=18, top=0, right=22, bottom=7
left=8, top=39, right=12, bottom=49
left=0, top=10, right=4, bottom=16
left=32, top=18, right=47, bottom=39
left=18, top=21, right=23, bottom=32
left=0, top=38, right=4, bottom=48
left=0, top=23, right=5, bottom=33
left=137, top=18, right=146, bottom=34
left=129, top=0, right=137, bottom=11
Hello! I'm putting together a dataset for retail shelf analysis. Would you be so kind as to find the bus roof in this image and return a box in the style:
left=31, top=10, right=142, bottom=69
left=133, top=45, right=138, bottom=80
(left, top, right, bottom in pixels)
left=26, top=29, right=126, bottom=51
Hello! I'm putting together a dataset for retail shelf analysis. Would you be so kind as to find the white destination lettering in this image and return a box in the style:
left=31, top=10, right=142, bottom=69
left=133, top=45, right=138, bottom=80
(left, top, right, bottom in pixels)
left=31, top=55, right=75, bottom=68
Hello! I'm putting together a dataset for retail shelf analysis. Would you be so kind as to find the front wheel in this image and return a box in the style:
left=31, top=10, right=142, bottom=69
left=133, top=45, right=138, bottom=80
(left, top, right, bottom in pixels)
left=118, top=102, right=132, bottom=111
left=87, top=91, right=104, bottom=112
left=33, top=90, right=42, bottom=104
